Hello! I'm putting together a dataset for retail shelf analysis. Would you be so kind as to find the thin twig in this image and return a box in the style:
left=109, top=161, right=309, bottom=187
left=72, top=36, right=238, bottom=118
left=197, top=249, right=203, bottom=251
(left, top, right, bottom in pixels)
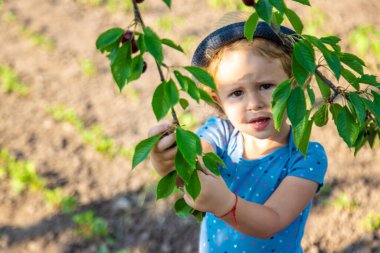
left=131, top=0, right=179, bottom=126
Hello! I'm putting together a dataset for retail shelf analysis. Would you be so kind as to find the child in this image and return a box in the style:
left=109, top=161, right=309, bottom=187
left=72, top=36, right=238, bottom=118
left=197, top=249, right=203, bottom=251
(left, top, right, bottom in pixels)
left=148, top=12, right=328, bottom=253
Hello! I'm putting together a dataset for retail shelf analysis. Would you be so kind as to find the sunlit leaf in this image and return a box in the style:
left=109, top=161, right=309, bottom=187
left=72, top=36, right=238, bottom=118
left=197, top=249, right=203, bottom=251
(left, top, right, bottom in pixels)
left=132, top=134, right=162, bottom=169
left=244, top=12, right=259, bottom=41
left=156, top=171, right=177, bottom=200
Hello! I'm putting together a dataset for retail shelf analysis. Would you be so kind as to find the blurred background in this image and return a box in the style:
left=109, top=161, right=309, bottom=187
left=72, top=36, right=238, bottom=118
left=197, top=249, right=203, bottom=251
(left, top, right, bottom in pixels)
left=0, top=0, right=379, bottom=252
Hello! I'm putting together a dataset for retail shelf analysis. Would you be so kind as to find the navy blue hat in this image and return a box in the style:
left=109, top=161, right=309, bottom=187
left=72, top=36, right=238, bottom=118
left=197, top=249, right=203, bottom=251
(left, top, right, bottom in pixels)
left=191, top=13, right=296, bottom=68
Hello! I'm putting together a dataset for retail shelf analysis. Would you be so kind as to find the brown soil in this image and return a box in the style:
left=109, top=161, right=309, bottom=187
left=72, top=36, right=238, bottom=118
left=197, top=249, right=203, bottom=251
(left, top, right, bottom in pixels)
left=0, top=0, right=379, bottom=252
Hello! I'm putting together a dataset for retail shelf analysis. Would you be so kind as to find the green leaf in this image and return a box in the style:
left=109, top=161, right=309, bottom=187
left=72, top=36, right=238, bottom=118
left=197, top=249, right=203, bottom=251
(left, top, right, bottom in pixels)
left=132, top=134, right=162, bottom=169
left=186, top=170, right=201, bottom=200
left=323, top=50, right=341, bottom=80
left=111, top=42, right=132, bottom=91
left=315, top=74, right=331, bottom=99
left=165, top=79, right=179, bottom=107
left=329, top=103, right=343, bottom=122
left=312, top=104, right=328, bottom=127
left=174, top=70, right=188, bottom=91
left=185, top=76, right=201, bottom=103
left=339, top=53, right=365, bottom=75
left=144, top=27, right=164, bottom=64
left=304, top=35, right=341, bottom=79
left=362, top=98, right=380, bottom=118
left=372, top=90, right=380, bottom=105
left=293, top=111, right=313, bottom=155
left=198, top=88, right=216, bottom=105
left=292, top=0, right=310, bottom=6
left=285, top=8, right=303, bottom=34
left=287, top=86, right=306, bottom=127
left=185, top=66, right=216, bottom=90
left=336, top=107, right=359, bottom=147
left=161, top=38, right=184, bottom=53
left=269, top=0, right=286, bottom=14
left=202, top=152, right=225, bottom=176
left=321, top=36, right=341, bottom=45
left=271, top=79, right=292, bottom=130
left=156, top=171, right=177, bottom=200
left=306, top=85, right=315, bottom=105
left=176, top=128, right=201, bottom=166
left=341, top=67, right=358, bottom=90
left=127, top=54, right=144, bottom=83
left=292, top=53, right=309, bottom=87
left=175, top=150, right=195, bottom=184
left=152, top=82, right=171, bottom=121
left=354, top=74, right=379, bottom=88
left=256, top=0, right=273, bottom=23
left=293, top=40, right=316, bottom=73
left=349, top=92, right=366, bottom=124
left=271, top=11, right=285, bottom=26
left=162, top=0, right=171, bottom=8
left=354, top=131, right=367, bottom=156
left=96, top=28, right=124, bottom=53
left=174, top=198, right=193, bottom=218
left=179, top=98, right=189, bottom=110
left=244, top=12, right=259, bottom=41
left=136, top=35, right=146, bottom=54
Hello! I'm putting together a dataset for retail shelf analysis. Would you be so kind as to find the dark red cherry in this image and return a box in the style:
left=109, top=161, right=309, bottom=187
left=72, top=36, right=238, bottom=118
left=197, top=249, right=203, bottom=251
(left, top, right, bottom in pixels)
left=121, top=31, right=134, bottom=44
left=142, top=61, right=147, bottom=73
left=242, top=0, right=254, bottom=6
left=136, top=0, right=144, bottom=3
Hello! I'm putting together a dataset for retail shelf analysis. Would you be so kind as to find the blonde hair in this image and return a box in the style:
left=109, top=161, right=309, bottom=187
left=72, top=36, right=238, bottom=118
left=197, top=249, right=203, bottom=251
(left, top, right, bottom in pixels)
left=204, top=38, right=292, bottom=115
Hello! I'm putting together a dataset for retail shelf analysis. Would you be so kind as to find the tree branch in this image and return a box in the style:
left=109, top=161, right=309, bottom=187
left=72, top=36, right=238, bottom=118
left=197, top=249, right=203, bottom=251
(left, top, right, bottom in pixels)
left=315, top=69, right=341, bottom=103
left=132, top=0, right=179, bottom=126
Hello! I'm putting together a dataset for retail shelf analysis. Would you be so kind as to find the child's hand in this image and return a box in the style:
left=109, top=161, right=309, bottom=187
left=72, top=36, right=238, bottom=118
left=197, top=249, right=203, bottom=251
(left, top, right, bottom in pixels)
left=148, top=123, right=177, bottom=177
left=183, top=169, right=235, bottom=217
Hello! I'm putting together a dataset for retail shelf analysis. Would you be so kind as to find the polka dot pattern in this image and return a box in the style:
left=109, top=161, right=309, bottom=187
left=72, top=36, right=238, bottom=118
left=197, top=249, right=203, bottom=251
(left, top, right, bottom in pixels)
left=196, top=116, right=328, bottom=253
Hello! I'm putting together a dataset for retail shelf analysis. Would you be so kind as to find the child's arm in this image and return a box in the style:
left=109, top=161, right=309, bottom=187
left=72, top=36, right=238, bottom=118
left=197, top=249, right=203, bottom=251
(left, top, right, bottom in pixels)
left=148, top=123, right=177, bottom=177
left=184, top=141, right=319, bottom=239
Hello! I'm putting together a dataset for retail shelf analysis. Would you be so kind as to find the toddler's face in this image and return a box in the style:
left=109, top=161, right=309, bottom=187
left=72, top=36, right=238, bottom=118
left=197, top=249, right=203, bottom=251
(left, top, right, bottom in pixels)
left=213, top=48, right=289, bottom=140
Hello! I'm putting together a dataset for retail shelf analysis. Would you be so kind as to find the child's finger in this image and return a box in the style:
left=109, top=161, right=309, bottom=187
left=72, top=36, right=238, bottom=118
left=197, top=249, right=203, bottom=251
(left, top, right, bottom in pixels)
left=155, top=133, right=176, bottom=152
left=148, top=123, right=170, bottom=137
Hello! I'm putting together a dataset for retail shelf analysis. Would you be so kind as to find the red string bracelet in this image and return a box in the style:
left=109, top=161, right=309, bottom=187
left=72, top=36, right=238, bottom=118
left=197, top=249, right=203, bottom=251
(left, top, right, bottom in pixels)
left=216, top=192, right=239, bottom=226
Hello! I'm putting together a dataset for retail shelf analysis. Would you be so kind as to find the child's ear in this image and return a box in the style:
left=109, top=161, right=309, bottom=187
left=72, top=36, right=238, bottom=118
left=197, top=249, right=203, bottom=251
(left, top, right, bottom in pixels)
left=211, top=91, right=222, bottom=106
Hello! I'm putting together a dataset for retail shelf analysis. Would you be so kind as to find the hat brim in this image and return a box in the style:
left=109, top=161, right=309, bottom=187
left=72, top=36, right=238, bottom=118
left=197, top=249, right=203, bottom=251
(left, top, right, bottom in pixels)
left=191, top=21, right=296, bottom=68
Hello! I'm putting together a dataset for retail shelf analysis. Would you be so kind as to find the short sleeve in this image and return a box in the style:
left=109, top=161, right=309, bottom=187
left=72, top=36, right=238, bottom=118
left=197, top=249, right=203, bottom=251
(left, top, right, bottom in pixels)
left=288, top=142, right=328, bottom=192
left=195, top=116, right=232, bottom=157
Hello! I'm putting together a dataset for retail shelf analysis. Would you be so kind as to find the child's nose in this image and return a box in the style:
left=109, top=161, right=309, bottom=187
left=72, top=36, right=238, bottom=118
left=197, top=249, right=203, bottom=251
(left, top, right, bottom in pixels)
left=246, top=92, right=265, bottom=111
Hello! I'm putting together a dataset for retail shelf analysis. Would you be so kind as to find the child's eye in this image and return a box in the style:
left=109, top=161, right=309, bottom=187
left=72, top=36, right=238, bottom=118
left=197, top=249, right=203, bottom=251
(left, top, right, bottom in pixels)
left=229, top=90, right=243, bottom=97
left=259, top=83, right=274, bottom=90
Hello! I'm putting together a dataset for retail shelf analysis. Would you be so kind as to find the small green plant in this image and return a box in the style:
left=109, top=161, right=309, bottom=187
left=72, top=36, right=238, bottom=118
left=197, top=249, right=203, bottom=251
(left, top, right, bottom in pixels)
left=349, top=25, right=380, bottom=70
left=362, top=213, right=380, bottom=232
left=0, top=65, right=29, bottom=95
left=43, top=188, right=79, bottom=213
left=47, top=105, right=134, bottom=159
left=73, top=211, right=110, bottom=240
left=330, top=193, right=359, bottom=210
left=79, top=58, right=98, bottom=77
left=19, top=26, right=55, bottom=50
left=47, top=105, right=83, bottom=129
left=0, top=149, right=46, bottom=193
left=1, top=10, right=16, bottom=23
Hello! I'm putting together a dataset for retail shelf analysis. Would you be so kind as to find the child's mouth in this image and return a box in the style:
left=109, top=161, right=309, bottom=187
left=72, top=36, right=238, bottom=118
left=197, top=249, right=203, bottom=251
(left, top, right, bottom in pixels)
left=249, top=117, right=270, bottom=131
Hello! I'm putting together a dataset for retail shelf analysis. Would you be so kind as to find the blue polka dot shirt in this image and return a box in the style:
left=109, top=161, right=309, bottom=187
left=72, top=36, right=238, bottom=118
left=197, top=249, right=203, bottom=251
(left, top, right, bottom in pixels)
left=196, top=116, right=328, bottom=253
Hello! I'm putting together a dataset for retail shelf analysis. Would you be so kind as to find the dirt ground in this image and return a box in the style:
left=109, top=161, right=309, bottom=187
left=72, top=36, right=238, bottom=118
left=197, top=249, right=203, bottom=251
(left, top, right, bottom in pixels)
left=0, top=0, right=379, bottom=252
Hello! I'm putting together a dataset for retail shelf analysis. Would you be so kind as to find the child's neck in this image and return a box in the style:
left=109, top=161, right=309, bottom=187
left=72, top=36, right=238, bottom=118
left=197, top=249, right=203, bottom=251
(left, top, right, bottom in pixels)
left=242, top=124, right=290, bottom=160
